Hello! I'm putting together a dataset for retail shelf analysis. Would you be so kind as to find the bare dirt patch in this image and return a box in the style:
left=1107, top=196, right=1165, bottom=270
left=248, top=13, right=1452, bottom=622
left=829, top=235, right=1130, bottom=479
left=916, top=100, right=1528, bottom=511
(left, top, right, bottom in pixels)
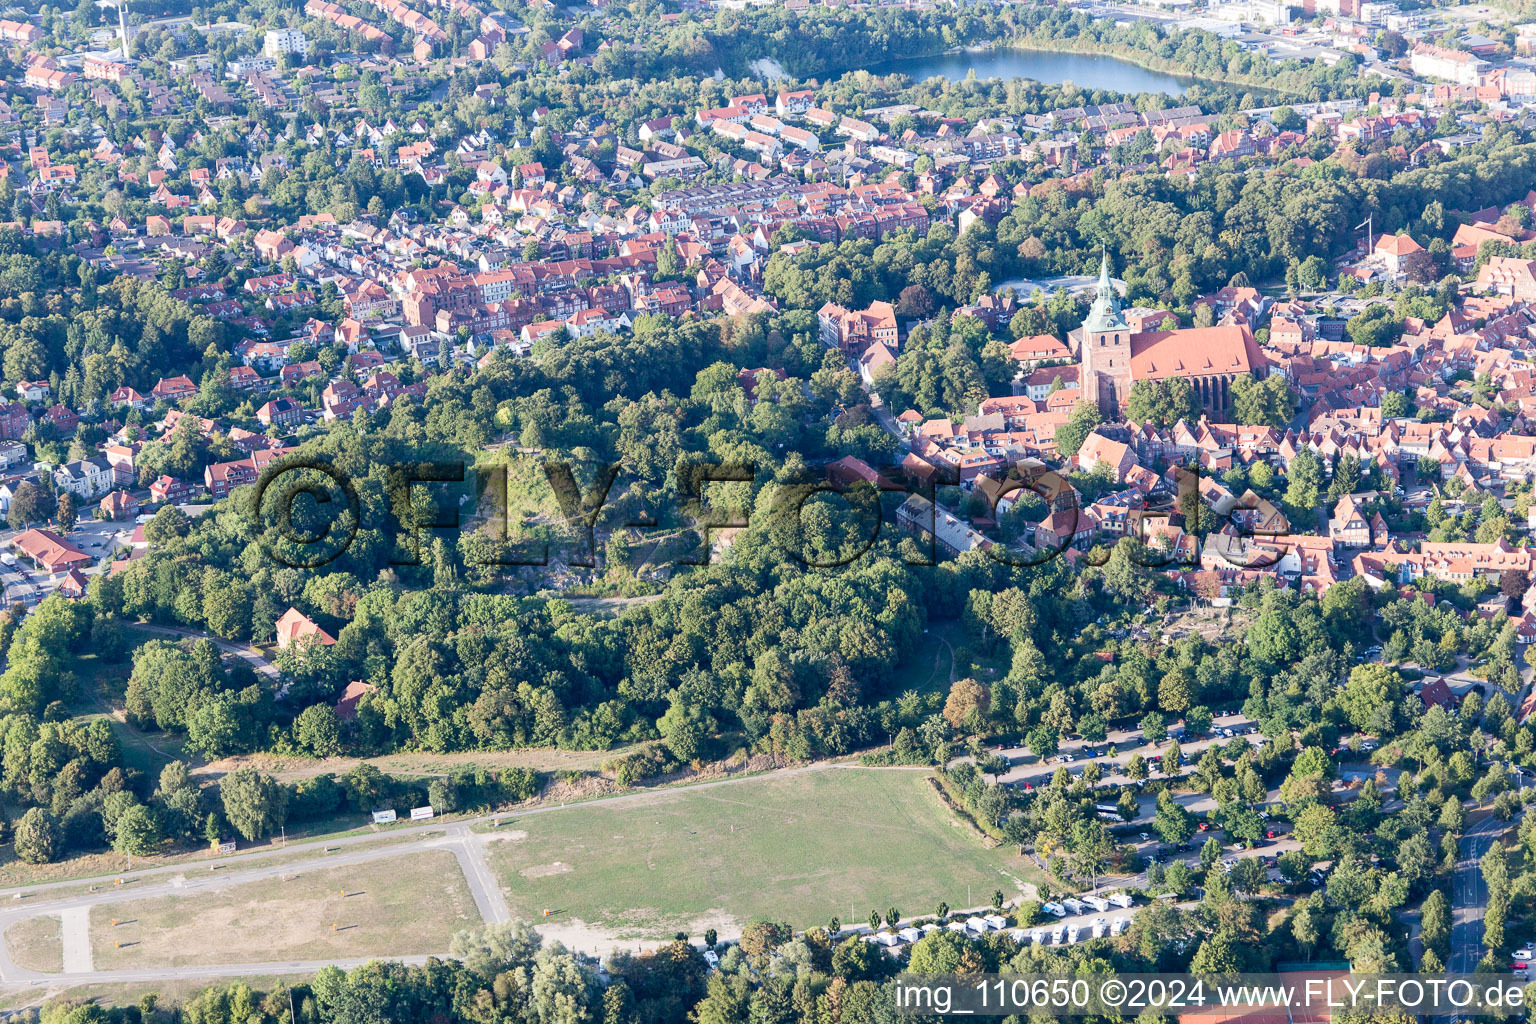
left=484, top=830, right=528, bottom=843
left=541, top=774, right=619, bottom=803
left=533, top=909, right=740, bottom=955
left=519, top=862, right=572, bottom=878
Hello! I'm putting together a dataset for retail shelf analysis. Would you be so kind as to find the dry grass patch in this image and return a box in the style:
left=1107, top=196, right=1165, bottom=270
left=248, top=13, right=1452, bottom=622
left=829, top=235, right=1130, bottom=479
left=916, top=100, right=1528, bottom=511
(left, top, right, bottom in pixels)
left=5, top=914, right=62, bottom=972
left=89, top=850, right=477, bottom=969
left=193, top=745, right=621, bottom=784
left=0, top=829, right=443, bottom=895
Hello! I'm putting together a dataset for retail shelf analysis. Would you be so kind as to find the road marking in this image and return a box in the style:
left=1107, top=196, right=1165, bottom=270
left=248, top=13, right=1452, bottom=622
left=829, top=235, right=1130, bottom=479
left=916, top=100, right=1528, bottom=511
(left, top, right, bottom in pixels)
left=60, top=908, right=91, bottom=974
left=453, top=828, right=509, bottom=925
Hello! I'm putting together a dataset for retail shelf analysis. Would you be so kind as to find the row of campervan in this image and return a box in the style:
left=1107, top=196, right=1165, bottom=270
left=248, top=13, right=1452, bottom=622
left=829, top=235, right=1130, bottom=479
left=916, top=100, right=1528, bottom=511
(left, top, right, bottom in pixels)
left=944, top=912, right=1011, bottom=936
left=1011, top=915, right=1129, bottom=946
left=1041, top=892, right=1134, bottom=918
left=865, top=894, right=1136, bottom=949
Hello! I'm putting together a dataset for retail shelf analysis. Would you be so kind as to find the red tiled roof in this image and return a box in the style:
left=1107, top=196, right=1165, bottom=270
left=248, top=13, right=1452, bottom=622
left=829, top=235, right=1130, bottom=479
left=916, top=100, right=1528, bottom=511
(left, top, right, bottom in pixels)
left=12, top=529, right=89, bottom=571
left=1130, top=325, right=1264, bottom=379
left=275, top=606, right=336, bottom=649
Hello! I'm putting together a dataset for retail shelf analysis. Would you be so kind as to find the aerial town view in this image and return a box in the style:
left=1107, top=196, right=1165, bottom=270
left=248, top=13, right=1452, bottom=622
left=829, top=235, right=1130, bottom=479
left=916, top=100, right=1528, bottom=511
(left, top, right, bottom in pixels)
left=5, top=0, right=1536, bottom=1018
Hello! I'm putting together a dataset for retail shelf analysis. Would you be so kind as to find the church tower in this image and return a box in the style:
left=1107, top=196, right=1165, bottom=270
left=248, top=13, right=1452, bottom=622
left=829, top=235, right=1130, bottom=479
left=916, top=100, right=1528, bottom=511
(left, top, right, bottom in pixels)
left=1080, top=253, right=1131, bottom=416
left=114, top=1, right=132, bottom=60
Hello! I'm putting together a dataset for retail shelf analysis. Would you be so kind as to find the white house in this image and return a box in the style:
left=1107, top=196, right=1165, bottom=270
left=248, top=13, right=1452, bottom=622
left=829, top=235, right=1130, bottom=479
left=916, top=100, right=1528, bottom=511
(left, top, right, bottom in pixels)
left=55, top=457, right=116, bottom=500
left=263, top=28, right=310, bottom=58
left=563, top=307, right=629, bottom=339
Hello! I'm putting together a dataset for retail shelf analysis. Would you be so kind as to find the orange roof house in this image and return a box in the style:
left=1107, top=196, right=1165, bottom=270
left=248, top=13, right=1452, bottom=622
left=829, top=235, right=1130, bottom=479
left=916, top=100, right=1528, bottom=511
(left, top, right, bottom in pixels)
left=275, top=606, right=337, bottom=650
left=12, top=529, right=90, bottom=572
left=57, top=567, right=89, bottom=599
left=1010, top=333, right=1072, bottom=364
left=335, top=680, right=377, bottom=721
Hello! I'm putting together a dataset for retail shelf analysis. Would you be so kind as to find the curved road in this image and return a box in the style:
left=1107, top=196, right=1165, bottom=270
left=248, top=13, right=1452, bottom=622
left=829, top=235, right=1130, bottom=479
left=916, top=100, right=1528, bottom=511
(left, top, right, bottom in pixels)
left=126, top=622, right=279, bottom=680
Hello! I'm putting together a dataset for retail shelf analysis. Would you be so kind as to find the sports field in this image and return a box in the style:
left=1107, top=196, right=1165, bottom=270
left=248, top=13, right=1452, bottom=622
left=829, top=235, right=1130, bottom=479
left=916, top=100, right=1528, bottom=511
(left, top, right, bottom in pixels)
left=88, top=850, right=478, bottom=969
left=482, top=766, right=1031, bottom=941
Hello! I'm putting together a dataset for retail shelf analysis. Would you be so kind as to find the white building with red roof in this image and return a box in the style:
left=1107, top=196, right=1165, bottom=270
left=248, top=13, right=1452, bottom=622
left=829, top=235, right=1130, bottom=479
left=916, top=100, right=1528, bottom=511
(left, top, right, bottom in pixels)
left=275, top=607, right=336, bottom=650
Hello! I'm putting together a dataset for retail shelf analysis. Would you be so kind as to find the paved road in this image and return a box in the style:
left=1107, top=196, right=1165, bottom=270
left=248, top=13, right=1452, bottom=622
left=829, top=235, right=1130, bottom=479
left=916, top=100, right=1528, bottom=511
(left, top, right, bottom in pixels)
left=125, top=622, right=279, bottom=680
left=1450, top=814, right=1510, bottom=973
left=0, top=761, right=856, bottom=990
left=0, top=831, right=474, bottom=985
left=1107, top=760, right=1394, bottom=889
left=0, top=761, right=840, bottom=908
left=448, top=823, right=510, bottom=925
left=0, top=747, right=1495, bottom=994
left=989, top=712, right=1260, bottom=789
left=0, top=569, right=37, bottom=607
left=6, top=956, right=435, bottom=993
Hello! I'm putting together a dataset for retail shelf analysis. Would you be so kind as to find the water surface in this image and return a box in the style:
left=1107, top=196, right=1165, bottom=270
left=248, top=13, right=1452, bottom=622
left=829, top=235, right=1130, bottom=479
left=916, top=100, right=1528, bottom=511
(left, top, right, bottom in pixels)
left=865, top=47, right=1194, bottom=97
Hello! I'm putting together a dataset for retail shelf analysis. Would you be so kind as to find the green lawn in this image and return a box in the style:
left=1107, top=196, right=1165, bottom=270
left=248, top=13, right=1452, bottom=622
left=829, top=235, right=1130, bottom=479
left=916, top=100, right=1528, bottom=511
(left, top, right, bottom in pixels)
left=70, top=639, right=182, bottom=781
left=892, top=621, right=959, bottom=695
left=892, top=619, right=1009, bottom=698
left=91, top=712, right=182, bottom=781
left=484, top=767, right=1031, bottom=941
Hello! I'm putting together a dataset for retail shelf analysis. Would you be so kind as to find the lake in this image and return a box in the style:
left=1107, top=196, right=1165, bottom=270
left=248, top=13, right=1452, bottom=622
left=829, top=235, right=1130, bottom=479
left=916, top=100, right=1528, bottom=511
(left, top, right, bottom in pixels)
left=864, top=47, right=1194, bottom=97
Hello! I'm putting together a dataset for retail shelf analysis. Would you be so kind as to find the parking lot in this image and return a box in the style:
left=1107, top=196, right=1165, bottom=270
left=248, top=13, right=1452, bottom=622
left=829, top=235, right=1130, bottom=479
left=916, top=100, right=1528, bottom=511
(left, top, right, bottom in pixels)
left=991, top=712, right=1263, bottom=792
left=0, top=517, right=138, bottom=611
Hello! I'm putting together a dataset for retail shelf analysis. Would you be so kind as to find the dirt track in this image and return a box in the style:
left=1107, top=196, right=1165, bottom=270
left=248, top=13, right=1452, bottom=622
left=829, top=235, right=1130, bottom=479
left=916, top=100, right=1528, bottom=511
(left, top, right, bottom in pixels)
left=191, top=746, right=631, bottom=783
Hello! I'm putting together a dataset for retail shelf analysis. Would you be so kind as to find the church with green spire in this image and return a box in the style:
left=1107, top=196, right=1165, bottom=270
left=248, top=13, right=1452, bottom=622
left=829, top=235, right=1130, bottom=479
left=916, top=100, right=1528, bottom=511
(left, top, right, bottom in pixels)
left=1083, top=252, right=1128, bottom=336
left=1076, top=252, right=1266, bottom=419
left=1079, top=252, right=1134, bottom=414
